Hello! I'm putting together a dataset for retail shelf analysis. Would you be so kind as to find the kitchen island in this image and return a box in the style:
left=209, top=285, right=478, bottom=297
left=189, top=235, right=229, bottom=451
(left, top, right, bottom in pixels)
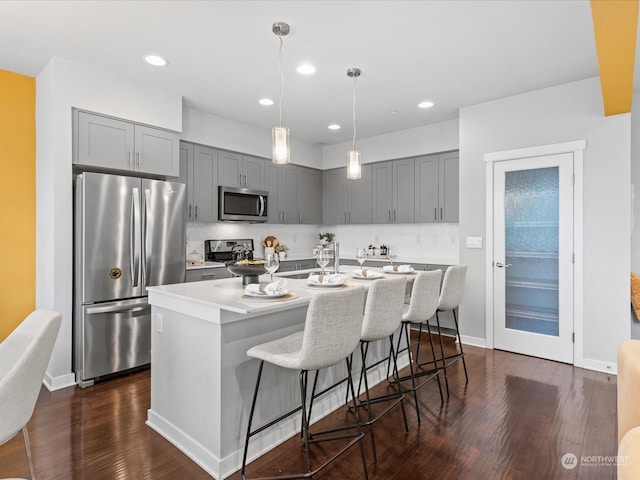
left=146, top=270, right=409, bottom=479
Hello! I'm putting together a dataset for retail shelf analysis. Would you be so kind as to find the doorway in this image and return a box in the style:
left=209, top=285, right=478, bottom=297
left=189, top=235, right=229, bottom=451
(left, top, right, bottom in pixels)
left=485, top=142, right=585, bottom=364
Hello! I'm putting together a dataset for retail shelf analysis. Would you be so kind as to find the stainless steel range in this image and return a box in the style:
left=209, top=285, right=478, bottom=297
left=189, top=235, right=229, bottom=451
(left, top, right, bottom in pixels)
left=204, top=239, right=255, bottom=262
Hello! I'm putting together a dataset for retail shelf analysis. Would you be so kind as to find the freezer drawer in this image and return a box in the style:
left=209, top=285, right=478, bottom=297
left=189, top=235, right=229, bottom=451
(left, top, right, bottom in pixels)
left=76, top=298, right=151, bottom=386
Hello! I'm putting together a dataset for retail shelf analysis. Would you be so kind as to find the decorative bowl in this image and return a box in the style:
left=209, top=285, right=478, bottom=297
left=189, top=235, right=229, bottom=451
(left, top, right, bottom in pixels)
left=226, top=260, right=266, bottom=285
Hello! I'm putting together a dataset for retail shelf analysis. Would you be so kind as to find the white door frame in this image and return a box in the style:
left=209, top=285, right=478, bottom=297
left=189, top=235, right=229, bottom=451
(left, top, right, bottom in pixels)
left=485, top=140, right=585, bottom=367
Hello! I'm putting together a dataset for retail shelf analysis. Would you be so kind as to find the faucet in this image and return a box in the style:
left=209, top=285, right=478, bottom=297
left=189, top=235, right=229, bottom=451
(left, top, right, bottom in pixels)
left=333, top=241, right=340, bottom=274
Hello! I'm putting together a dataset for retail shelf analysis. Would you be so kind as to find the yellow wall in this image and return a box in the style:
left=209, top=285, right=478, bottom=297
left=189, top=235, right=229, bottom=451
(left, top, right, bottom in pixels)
left=0, top=68, right=35, bottom=341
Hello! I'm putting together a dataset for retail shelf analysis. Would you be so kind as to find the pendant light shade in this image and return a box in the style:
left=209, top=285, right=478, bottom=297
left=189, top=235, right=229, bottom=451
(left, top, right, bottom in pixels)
left=272, top=126, right=290, bottom=164
left=347, top=149, right=361, bottom=179
left=346, top=67, right=362, bottom=179
left=272, top=22, right=291, bottom=164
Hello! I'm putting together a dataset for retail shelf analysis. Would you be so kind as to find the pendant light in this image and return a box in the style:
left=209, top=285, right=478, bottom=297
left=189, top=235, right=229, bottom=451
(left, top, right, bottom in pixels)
left=272, top=22, right=291, bottom=165
left=346, top=67, right=362, bottom=179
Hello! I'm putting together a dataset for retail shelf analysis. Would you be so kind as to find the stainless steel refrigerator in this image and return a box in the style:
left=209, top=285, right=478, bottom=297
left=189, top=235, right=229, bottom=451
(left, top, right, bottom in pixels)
left=74, top=172, right=186, bottom=387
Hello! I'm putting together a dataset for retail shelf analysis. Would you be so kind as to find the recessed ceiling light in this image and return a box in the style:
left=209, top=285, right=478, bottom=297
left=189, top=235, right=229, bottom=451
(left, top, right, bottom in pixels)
left=328, top=124, right=341, bottom=130
left=389, top=110, right=399, bottom=116
left=144, top=54, right=168, bottom=67
left=259, top=98, right=274, bottom=106
left=418, top=101, right=434, bottom=109
left=297, top=64, right=316, bottom=75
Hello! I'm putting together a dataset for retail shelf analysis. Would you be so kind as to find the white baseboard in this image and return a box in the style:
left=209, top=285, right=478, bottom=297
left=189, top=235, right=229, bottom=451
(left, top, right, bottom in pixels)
left=460, top=335, right=486, bottom=348
left=576, top=357, right=617, bottom=375
left=44, top=372, right=76, bottom=391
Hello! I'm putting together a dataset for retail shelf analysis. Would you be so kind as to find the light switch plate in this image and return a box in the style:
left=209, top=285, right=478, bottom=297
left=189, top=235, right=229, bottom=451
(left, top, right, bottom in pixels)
left=466, top=236, right=483, bottom=249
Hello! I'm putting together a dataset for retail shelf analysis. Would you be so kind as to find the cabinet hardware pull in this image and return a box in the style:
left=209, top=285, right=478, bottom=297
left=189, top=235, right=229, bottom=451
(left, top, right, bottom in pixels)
left=136, top=151, right=141, bottom=167
left=393, top=210, right=396, bottom=222
left=239, top=173, right=242, bottom=185
left=440, top=207, right=443, bottom=220
left=348, top=212, right=351, bottom=223
left=344, top=212, right=347, bottom=223
left=188, top=205, right=192, bottom=219
left=128, top=150, right=132, bottom=168
left=195, top=205, right=198, bottom=219
left=244, top=174, right=247, bottom=185
left=201, top=274, right=217, bottom=278
left=434, top=207, right=437, bottom=221
left=298, top=211, right=301, bottom=223
left=388, top=210, right=391, bottom=221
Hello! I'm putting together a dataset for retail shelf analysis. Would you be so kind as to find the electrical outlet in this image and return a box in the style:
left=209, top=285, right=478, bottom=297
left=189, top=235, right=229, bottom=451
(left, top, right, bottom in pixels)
left=156, top=313, right=164, bottom=334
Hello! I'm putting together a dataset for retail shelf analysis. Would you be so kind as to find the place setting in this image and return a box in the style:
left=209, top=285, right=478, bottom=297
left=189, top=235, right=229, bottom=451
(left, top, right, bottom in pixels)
left=305, top=249, right=350, bottom=288
left=237, top=253, right=299, bottom=302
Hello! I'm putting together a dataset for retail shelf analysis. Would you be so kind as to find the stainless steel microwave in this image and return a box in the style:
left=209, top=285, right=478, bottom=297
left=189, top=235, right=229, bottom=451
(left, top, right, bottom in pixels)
left=218, top=186, right=268, bottom=222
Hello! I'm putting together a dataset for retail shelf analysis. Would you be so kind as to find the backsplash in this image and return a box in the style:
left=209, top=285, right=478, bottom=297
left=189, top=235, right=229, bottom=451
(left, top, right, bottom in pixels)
left=187, top=222, right=459, bottom=263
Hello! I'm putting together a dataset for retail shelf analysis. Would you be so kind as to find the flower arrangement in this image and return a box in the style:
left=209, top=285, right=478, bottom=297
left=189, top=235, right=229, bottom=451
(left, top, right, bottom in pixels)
left=275, top=244, right=288, bottom=253
left=318, top=232, right=335, bottom=244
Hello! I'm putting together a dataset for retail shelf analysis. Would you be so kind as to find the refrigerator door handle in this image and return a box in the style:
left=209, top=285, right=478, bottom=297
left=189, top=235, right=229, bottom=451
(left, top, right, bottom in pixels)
left=143, top=188, right=151, bottom=286
left=131, top=188, right=141, bottom=287
left=85, top=303, right=149, bottom=315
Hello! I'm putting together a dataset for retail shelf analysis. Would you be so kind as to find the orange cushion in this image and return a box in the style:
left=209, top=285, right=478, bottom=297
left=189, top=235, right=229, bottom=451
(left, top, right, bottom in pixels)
left=631, top=273, right=640, bottom=319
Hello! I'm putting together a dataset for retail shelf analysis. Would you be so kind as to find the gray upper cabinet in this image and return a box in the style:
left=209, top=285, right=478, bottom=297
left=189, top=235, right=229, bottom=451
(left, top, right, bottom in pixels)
left=264, top=163, right=280, bottom=223
left=415, top=152, right=459, bottom=223
left=372, top=158, right=414, bottom=223
left=178, top=144, right=217, bottom=223
left=323, top=165, right=372, bottom=225
left=75, top=111, right=179, bottom=177
left=218, top=151, right=265, bottom=189
left=297, top=167, right=322, bottom=224
left=279, top=164, right=298, bottom=224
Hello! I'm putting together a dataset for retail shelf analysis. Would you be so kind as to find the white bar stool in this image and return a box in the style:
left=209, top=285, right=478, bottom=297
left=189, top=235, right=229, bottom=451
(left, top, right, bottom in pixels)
left=351, top=276, right=409, bottom=463
left=240, top=287, right=368, bottom=480
left=391, top=270, right=444, bottom=423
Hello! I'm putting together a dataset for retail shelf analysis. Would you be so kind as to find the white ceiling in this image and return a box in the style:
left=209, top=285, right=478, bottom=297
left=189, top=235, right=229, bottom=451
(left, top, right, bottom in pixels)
left=0, top=1, right=622, bottom=146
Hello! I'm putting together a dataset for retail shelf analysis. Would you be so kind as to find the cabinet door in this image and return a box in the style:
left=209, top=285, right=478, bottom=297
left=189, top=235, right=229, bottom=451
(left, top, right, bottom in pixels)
left=278, top=165, right=298, bottom=224
left=192, top=145, right=217, bottom=222
left=177, top=142, right=195, bottom=220
left=218, top=151, right=243, bottom=187
left=414, top=155, right=439, bottom=223
left=244, top=155, right=265, bottom=190
left=439, top=152, right=459, bottom=223
left=348, top=164, right=372, bottom=224
left=264, top=163, right=280, bottom=223
left=134, top=124, right=179, bottom=177
left=372, top=162, right=393, bottom=223
left=393, top=158, right=415, bottom=223
left=298, top=167, right=322, bottom=224
left=323, top=168, right=348, bottom=225
left=77, top=112, right=134, bottom=171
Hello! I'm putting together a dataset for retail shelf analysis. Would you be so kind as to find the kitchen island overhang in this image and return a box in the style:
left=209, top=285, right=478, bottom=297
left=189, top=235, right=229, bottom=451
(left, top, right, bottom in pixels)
left=146, top=273, right=405, bottom=479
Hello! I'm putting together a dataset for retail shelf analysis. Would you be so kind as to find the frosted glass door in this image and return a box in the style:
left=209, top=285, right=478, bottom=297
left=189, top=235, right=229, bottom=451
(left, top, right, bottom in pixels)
left=493, top=153, right=573, bottom=363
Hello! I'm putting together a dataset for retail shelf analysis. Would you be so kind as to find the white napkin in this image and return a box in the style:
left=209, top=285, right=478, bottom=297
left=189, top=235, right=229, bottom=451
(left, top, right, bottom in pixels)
left=383, top=264, right=413, bottom=273
left=245, top=279, right=288, bottom=295
left=353, top=268, right=380, bottom=278
left=307, top=273, right=347, bottom=285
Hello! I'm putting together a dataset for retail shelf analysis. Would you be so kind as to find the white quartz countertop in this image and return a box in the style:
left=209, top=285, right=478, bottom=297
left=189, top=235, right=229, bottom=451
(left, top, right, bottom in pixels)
left=148, top=266, right=422, bottom=320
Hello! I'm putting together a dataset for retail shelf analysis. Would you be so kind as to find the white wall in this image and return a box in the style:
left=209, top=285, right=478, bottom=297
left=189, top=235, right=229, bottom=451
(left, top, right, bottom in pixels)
left=322, top=119, right=459, bottom=168
left=36, top=57, right=183, bottom=389
left=182, top=107, right=322, bottom=168
left=459, top=77, right=630, bottom=369
left=630, top=92, right=640, bottom=340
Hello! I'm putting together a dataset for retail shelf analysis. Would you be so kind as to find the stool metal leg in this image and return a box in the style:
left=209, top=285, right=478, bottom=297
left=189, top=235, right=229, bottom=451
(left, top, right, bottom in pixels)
left=453, top=308, right=469, bottom=383
left=435, top=311, right=450, bottom=397
left=241, top=360, right=264, bottom=480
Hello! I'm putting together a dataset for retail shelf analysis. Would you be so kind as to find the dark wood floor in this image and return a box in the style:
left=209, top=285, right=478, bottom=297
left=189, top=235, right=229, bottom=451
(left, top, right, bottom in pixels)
left=0, top=338, right=617, bottom=480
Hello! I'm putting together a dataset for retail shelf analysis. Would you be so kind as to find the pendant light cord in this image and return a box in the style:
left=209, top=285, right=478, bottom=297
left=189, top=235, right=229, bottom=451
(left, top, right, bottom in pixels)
left=278, top=36, right=284, bottom=128
left=352, top=75, right=358, bottom=151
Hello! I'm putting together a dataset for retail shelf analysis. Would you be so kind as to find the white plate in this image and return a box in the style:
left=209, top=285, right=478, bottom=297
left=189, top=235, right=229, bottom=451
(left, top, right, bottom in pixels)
left=243, top=289, right=289, bottom=298
left=352, top=269, right=383, bottom=279
left=382, top=266, right=415, bottom=274
left=306, top=281, right=346, bottom=288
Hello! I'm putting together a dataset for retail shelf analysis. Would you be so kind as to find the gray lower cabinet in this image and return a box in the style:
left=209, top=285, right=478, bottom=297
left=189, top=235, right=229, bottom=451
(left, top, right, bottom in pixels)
left=186, top=267, right=233, bottom=282
left=322, top=165, right=372, bottom=225
left=176, top=142, right=217, bottom=222
left=279, top=259, right=316, bottom=272
left=415, top=152, right=459, bottom=223
left=74, top=110, right=179, bottom=177
left=372, top=158, right=415, bottom=223
left=218, top=151, right=265, bottom=190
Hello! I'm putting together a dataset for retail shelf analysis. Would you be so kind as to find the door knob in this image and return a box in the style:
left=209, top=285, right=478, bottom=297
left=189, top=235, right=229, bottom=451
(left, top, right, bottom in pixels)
left=495, top=262, right=512, bottom=268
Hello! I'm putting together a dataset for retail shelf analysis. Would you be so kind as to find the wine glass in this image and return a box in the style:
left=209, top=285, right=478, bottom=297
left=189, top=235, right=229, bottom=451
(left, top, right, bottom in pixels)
left=264, top=253, right=280, bottom=282
left=316, top=249, right=330, bottom=275
left=355, top=248, right=367, bottom=270
left=387, top=249, right=397, bottom=266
